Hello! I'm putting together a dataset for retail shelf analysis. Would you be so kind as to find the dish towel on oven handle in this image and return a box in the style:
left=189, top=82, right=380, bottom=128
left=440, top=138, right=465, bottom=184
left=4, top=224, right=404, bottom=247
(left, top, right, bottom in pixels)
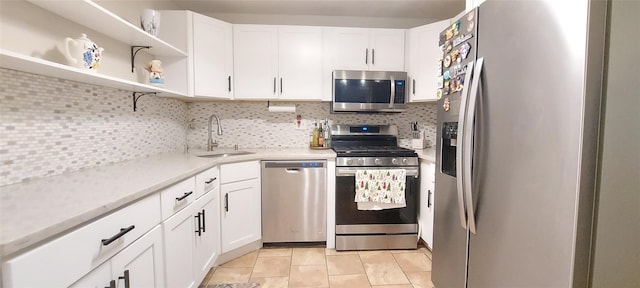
left=355, top=169, right=407, bottom=210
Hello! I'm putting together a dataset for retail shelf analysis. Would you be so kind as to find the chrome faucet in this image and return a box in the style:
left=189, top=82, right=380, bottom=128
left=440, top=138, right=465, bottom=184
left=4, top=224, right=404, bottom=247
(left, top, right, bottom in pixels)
left=207, top=114, right=223, bottom=151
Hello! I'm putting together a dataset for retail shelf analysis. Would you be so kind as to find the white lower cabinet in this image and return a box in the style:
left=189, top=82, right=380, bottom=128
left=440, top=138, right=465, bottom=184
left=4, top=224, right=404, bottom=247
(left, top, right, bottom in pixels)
left=163, top=167, right=220, bottom=288
left=193, top=190, right=220, bottom=282
left=419, top=160, right=436, bottom=248
left=70, top=225, right=165, bottom=288
left=220, top=161, right=261, bottom=253
left=163, top=201, right=198, bottom=288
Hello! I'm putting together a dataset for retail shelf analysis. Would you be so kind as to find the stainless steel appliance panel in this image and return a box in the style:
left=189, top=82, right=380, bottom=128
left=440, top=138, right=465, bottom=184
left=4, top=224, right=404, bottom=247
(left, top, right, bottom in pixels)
left=332, top=70, right=408, bottom=113
left=261, top=161, right=327, bottom=242
left=336, top=234, right=418, bottom=251
left=464, top=2, right=604, bottom=287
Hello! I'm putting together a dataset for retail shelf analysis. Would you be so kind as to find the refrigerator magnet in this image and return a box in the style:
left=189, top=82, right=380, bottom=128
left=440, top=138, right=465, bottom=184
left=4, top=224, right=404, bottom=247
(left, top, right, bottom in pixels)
left=437, top=60, right=443, bottom=75
left=460, top=43, right=471, bottom=59
left=467, top=11, right=474, bottom=21
left=437, top=76, right=444, bottom=88
left=437, top=89, right=443, bottom=100
left=444, top=55, right=452, bottom=68
left=446, top=29, right=454, bottom=40
left=443, top=71, right=451, bottom=81
left=451, top=50, right=460, bottom=63
left=467, top=21, right=475, bottom=33
left=444, top=97, right=451, bottom=112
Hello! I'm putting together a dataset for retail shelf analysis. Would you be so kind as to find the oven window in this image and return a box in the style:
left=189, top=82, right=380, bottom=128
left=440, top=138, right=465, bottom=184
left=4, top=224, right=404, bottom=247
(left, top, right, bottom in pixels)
left=335, top=175, right=418, bottom=225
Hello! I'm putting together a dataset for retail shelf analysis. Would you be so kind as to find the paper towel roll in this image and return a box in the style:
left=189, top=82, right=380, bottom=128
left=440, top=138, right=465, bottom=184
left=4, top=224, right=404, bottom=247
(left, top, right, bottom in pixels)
left=267, top=105, right=296, bottom=113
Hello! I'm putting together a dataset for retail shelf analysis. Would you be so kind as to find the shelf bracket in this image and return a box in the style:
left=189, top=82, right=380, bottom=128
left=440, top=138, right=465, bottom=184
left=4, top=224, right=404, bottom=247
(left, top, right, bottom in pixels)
left=132, top=92, right=157, bottom=112
left=130, top=46, right=152, bottom=72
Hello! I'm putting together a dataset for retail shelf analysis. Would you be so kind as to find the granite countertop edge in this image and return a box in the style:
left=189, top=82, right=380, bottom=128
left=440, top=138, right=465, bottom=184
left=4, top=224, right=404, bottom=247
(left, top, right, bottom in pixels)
left=0, top=148, right=337, bottom=258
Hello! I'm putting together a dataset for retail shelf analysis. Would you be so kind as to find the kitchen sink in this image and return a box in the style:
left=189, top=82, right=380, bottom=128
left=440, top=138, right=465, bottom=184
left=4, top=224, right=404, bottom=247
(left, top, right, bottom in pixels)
left=197, top=151, right=255, bottom=158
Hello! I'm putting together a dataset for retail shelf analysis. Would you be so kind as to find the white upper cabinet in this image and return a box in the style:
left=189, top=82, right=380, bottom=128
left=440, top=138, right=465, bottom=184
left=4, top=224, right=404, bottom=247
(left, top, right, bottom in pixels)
left=159, top=11, right=233, bottom=99
left=369, top=29, right=406, bottom=71
left=406, top=20, right=449, bottom=102
left=277, top=26, right=323, bottom=100
left=322, top=27, right=406, bottom=101
left=192, top=13, right=234, bottom=99
left=324, top=27, right=405, bottom=72
left=233, top=25, right=323, bottom=101
left=233, top=25, right=279, bottom=100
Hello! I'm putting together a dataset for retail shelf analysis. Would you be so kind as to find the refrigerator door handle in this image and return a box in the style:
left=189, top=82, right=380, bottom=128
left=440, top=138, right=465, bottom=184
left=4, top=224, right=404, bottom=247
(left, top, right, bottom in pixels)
left=456, top=61, right=475, bottom=230
left=464, top=57, right=484, bottom=235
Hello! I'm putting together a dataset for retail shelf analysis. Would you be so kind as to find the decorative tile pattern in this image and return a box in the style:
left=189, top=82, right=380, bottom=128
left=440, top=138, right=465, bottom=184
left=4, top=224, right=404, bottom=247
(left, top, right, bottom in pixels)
left=1, top=68, right=436, bottom=186
left=0, top=68, right=187, bottom=186
left=187, top=101, right=437, bottom=149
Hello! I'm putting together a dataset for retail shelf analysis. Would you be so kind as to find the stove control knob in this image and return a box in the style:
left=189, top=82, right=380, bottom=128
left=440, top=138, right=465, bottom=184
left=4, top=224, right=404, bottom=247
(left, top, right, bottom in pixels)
left=375, top=158, right=382, bottom=165
left=392, top=158, right=399, bottom=165
left=357, top=158, right=365, bottom=165
left=402, top=158, right=408, bottom=164
left=346, top=158, right=354, bottom=165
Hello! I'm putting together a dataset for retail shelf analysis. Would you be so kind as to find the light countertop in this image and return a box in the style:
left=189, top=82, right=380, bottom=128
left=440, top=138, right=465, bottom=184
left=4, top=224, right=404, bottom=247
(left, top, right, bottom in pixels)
left=415, top=147, right=436, bottom=163
left=0, top=148, right=336, bottom=258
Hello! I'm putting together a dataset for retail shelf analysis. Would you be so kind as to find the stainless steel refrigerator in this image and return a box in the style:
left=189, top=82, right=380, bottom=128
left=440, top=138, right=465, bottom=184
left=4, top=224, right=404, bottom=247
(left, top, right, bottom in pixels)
left=433, top=1, right=607, bottom=287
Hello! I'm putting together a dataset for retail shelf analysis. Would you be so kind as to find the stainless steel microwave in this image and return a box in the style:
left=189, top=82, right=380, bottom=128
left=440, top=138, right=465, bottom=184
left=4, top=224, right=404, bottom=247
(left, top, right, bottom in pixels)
left=332, top=70, right=408, bottom=113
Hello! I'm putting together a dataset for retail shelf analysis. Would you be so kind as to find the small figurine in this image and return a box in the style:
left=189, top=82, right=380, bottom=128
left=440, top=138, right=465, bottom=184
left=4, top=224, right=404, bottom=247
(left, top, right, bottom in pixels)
left=146, top=60, right=164, bottom=85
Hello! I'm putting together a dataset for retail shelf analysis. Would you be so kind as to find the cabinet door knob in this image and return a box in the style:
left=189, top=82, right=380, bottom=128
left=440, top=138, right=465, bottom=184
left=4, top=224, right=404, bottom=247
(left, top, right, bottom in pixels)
left=224, top=193, right=229, bottom=212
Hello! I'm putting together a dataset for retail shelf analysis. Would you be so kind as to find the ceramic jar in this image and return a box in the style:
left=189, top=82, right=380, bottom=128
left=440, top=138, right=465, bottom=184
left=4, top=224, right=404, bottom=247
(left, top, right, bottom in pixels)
left=64, top=33, right=104, bottom=71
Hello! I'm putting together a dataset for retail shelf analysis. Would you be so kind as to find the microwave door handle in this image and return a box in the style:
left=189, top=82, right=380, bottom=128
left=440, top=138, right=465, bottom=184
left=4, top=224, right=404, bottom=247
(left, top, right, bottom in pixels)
left=389, top=76, right=395, bottom=108
left=456, top=61, right=475, bottom=231
left=464, top=57, right=483, bottom=235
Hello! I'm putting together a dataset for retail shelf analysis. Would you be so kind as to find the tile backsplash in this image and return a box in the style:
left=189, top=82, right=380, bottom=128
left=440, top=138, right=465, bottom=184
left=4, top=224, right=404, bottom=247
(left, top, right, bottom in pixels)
left=1, top=68, right=437, bottom=186
left=0, top=68, right=188, bottom=186
left=187, top=101, right=436, bottom=149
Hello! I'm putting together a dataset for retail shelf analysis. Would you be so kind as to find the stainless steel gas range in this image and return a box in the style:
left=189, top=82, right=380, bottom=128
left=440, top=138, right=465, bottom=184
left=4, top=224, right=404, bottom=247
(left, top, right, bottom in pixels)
left=331, top=124, right=420, bottom=251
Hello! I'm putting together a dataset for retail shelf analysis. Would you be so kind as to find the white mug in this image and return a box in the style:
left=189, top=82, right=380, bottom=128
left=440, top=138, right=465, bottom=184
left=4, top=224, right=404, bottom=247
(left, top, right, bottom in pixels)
left=140, top=9, right=160, bottom=37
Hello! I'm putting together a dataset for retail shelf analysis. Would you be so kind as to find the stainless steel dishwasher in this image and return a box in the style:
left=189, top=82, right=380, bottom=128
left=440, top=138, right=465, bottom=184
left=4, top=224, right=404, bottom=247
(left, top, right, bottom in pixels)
left=261, top=160, right=327, bottom=243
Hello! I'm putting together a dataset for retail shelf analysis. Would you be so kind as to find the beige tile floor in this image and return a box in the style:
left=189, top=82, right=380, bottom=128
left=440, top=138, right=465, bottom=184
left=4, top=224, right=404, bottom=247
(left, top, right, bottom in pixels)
left=200, top=245, right=434, bottom=288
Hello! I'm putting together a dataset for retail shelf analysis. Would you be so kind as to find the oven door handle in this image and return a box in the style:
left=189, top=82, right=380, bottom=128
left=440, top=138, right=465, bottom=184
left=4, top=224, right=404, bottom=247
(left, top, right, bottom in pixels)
left=336, top=167, right=419, bottom=177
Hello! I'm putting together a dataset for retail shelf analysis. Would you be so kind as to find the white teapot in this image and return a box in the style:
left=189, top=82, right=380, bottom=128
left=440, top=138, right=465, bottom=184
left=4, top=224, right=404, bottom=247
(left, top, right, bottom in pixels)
left=64, top=33, right=104, bottom=71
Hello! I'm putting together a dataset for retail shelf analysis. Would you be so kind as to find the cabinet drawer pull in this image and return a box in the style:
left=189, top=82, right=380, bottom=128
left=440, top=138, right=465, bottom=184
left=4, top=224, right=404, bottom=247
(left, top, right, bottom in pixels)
left=413, top=79, right=416, bottom=95
left=176, top=191, right=193, bottom=201
left=224, top=193, right=229, bottom=212
left=201, top=209, right=206, bottom=232
left=195, top=214, right=202, bottom=236
left=280, top=78, right=283, bottom=94
left=106, top=280, right=116, bottom=288
left=101, top=225, right=135, bottom=246
left=427, top=189, right=432, bottom=208
left=365, top=48, right=368, bottom=64
left=118, top=270, right=130, bottom=288
left=228, top=76, right=231, bottom=92
left=205, top=177, right=217, bottom=184
left=273, top=77, right=276, bottom=94
left=372, top=49, right=375, bottom=65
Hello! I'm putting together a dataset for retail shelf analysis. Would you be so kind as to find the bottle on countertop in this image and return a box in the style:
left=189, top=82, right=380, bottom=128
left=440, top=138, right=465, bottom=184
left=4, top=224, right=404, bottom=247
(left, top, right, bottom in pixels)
left=323, top=120, right=330, bottom=147
left=311, top=122, right=320, bottom=147
left=318, top=124, right=324, bottom=147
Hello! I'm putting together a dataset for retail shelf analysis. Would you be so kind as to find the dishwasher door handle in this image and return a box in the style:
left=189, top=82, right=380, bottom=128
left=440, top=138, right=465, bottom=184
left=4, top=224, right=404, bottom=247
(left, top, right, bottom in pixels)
left=285, top=168, right=301, bottom=173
